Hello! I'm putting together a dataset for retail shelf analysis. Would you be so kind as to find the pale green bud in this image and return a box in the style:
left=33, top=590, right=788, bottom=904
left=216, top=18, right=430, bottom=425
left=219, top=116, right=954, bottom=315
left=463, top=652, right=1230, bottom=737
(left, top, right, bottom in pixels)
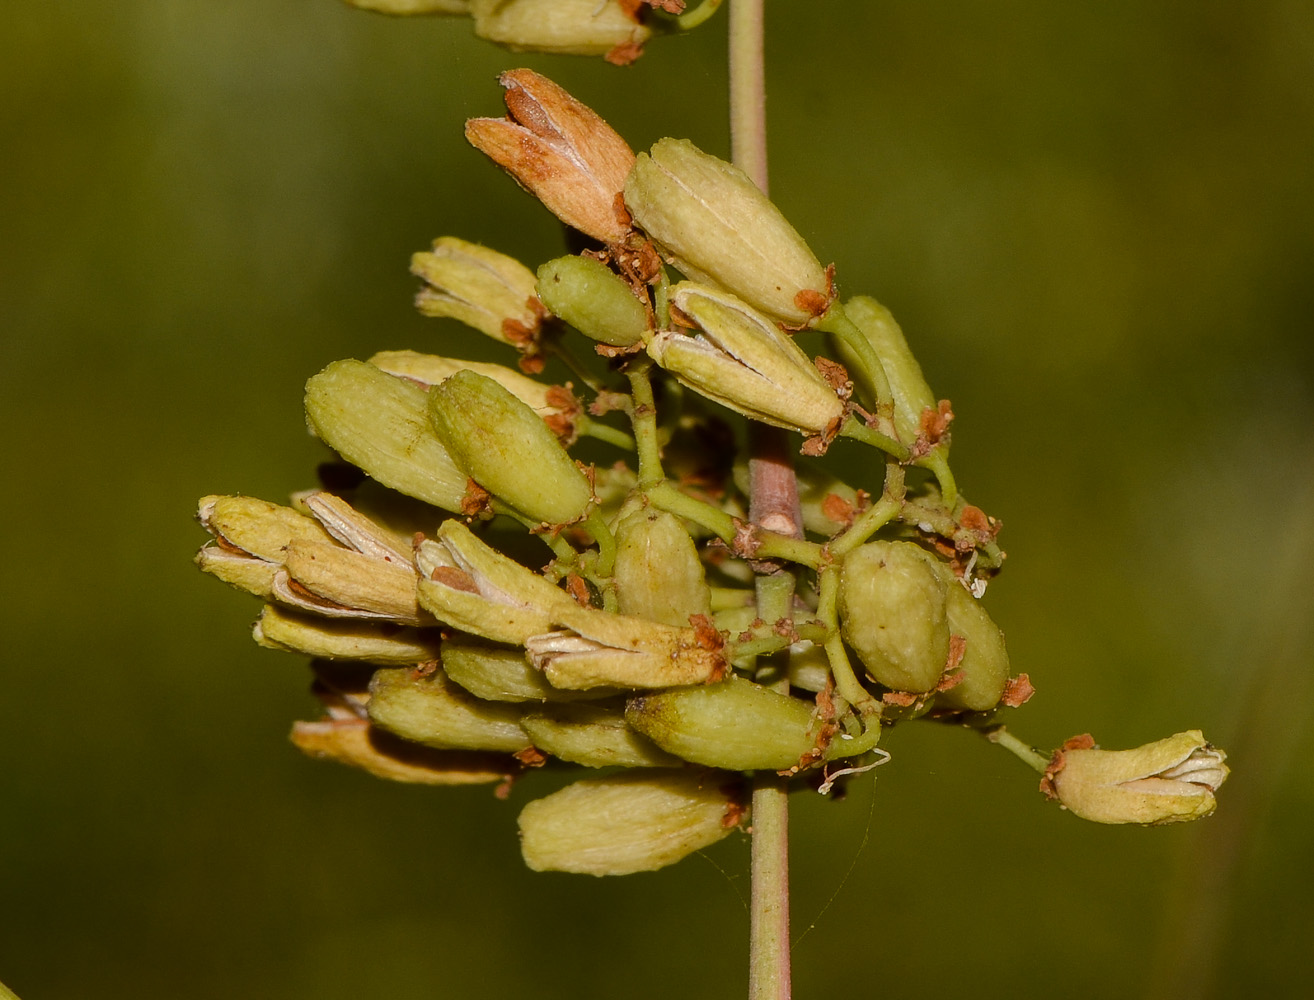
left=471, top=0, right=650, bottom=59
left=1044, top=731, right=1228, bottom=826
left=415, top=521, right=577, bottom=645
left=291, top=718, right=512, bottom=787
left=934, top=583, right=1009, bottom=712
left=612, top=503, right=711, bottom=627
left=521, top=702, right=680, bottom=768
left=466, top=69, right=636, bottom=243
left=305, top=360, right=467, bottom=513
left=518, top=771, right=741, bottom=875
left=647, top=283, right=844, bottom=434
left=837, top=296, right=940, bottom=448
left=367, top=666, right=530, bottom=752
left=536, top=255, right=648, bottom=348
left=527, top=605, right=726, bottom=690
left=838, top=540, right=950, bottom=693
left=428, top=369, right=593, bottom=525
left=369, top=350, right=574, bottom=426
left=411, top=237, right=542, bottom=347
left=254, top=605, right=443, bottom=664
left=624, top=138, right=829, bottom=325
left=442, top=641, right=616, bottom=703
left=626, top=675, right=841, bottom=772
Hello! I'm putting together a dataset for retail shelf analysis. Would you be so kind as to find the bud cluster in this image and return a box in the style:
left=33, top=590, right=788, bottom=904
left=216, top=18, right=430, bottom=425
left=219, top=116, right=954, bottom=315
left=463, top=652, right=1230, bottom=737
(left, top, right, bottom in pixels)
left=197, top=69, right=1225, bottom=877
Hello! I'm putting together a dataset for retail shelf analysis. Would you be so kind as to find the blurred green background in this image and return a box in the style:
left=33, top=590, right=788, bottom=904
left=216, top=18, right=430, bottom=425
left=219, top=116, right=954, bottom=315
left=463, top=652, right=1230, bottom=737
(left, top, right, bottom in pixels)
left=3, top=1, right=1312, bottom=997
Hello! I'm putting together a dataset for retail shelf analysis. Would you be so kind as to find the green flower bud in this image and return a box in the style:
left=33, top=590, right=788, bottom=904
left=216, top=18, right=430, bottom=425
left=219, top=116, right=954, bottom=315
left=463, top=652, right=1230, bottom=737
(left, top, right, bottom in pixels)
left=466, top=69, right=636, bottom=243
left=648, top=283, right=844, bottom=434
left=1043, top=731, right=1229, bottom=826
left=305, top=360, right=467, bottom=513
left=934, top=583, right=1009, bottom=712
left=428, top=369, right=593, bottom=525
left=291, top=718, right=512, bottom=787
left=471, top=0, right=650, bottom=60
left=626, top=675, right=842, bottom=772
left=518, top=771, right=742, bottom=875
left=527, top=605, right=726, bottom=690
left=415, top=521, right=576, bottom=645
left=521, top=702, right=680, bottom=768
left=367, top=665, right=530, bottom=753
left=612, top=503, right=712, bottom=627
left=838, top=540, right=951, bottom=694
left=624, top=138, right=829, bottom=326
left=442, top=641, right=616, bottom=703
left=536, top=255, right=648, bottom=348
left=255, top=605, right=444, bottom=665
left=411, top=237, right=542, bottom=347
left=836, top=296, right=940, bottom=448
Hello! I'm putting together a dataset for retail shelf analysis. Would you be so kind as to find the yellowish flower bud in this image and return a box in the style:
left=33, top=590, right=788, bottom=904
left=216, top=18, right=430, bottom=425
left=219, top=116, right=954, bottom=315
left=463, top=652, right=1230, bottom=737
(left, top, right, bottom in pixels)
left=626, top=675, right=841, bottom=772
left=368, top=665, right=531, bottom=752
left=527, top=605, right=726, bottom=690
left=442, top=641, right=616, bottom=703
left=304, top=360, right=468, bottom=513
left=536, top=255, right=648, bottom=348
left=838, top=540, right=951, bottom=694
left=612, top=503, right=712, bottom=627
left=518, top=771, right=742, bottom=875
left=290, top=718, right=513, bottom=787
left=411, top=237, right=542, bottom=347
left=471, top=0, right=649, bottom=59
left=1043, top=731, right=1229, bottom=826
left=198, top=495, right=335, bottom=563
left=624, top=138, right=829, bottom=325
left=415, top=521, right=576, bottom=645
left=521, top=702, right=681, bottom=768
left=278, top=539, right=427, bottom=624
left=254, top=605, right=444, bottom=664
left=466, top=69, right=636, bottom=244
left=427, top=370, right=592, bottom=524
left=647, top=283, right=844, bottom=434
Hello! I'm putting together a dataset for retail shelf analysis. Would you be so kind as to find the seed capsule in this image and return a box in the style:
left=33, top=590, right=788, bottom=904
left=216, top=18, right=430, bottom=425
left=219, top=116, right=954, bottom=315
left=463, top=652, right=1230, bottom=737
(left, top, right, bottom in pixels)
left=518, top=771, right=742, bottom=875
left=536, top=255, right=648, bottom=348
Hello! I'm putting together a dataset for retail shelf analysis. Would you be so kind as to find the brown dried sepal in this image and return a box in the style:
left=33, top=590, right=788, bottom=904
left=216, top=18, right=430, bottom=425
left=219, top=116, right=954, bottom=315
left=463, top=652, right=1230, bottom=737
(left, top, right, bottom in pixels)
left=514, top=746, right=549, bottom=768
left=787, top=264, right=837, bottom=329
left=1040, top=733, right=1099, bottom=799
left=1001, top=673, right=1036, bottom=708
left=542, top=384, right=583, bottom=444
left=460, top=478, right=494, bottom=520
left=800, top=412, right=843, bottom=457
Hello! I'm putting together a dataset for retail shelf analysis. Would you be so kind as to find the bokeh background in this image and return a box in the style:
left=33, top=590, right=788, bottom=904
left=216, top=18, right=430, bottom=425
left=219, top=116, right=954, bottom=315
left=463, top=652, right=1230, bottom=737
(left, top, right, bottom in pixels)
left=3, top=1, right=1312, bottom=997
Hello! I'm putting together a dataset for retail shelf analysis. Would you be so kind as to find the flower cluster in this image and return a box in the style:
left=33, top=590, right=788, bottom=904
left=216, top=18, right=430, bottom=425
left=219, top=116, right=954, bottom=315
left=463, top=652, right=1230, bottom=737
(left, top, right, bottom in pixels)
left=197, top=69, right=1225, bottom=875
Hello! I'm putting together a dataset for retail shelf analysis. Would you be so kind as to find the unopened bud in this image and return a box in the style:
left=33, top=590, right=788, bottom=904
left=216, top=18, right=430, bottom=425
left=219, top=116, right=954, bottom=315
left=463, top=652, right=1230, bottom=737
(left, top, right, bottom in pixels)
left=647, top=282, right=843, bottom=434
left=291, top=718, right=512, bottom=787
left=197, top=495, right=335, bottom=563
left=442, top=640, right=615, bottom=702
left=411, top=237, right=542, bottom=348
left=626, top=675, right=841, bottom=772
left=471, top=0, right=650, bottom=60
left=279, top=538, right=427, bottom=624
left=342, top=0, right=470, bottom=15
left=305, top=360, right=467, bottom=513
left=536, top=255, right=648, bottom=348
left=934, top=583, right=1009, bottom=712
left=838, top=540, right=950, bottom=694
left=521, top=702, right=680, bottom=768
left=466, top=69, right=635, bottom=244
left=428, top=369, right=593, bottom=525
left=370, top=350, right=574, bottom=427
left=255, top=604, right=444, bottom=664
left=612, top=503, right=711, bottom=627
left=518, top=771, right=742, bottom=875
left=415, top=521, right=576, bottom=645
left=1043, top=731, right=1229, bottom=825
left=624, top=138, right=829, bottom=325
left=367, top=665, right=531, bottom=752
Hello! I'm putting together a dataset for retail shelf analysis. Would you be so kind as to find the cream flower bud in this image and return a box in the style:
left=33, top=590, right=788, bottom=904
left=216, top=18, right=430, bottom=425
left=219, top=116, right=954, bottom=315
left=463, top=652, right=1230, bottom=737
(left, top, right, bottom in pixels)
left=254, top=605, right=444, bottom=665
left=442, top=641, right=617, bottom=703
left=305, top=360, right=467, bottom=513
left=411, top=237, right=542, bottom=348
left=536, top=255, right=648, bottom=348
left=838, top=540, right=951, bottom=694
left=624, top=138, right=829, bottom=325
left=471, top=0, right=650, bottom=61
left=290, top=718, right=512, bottom=787
left=612, top=503, right=711, bottom=627
left=342, top=0, right=470, bottom=15
left=466, top=69, right=635, bottom=244
left=521, top=702, right=681, bottom=769
left=518, top=771, right=742, bottom=876
left=428, top=369, right=593, bottom=525
left=367, top=666, right=531, bottom=753
left=415, top=520, right=576, bottom=645
left=1043, top=731, right=1229, bottom=826
left=647, top=282, right=844, bottom=434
